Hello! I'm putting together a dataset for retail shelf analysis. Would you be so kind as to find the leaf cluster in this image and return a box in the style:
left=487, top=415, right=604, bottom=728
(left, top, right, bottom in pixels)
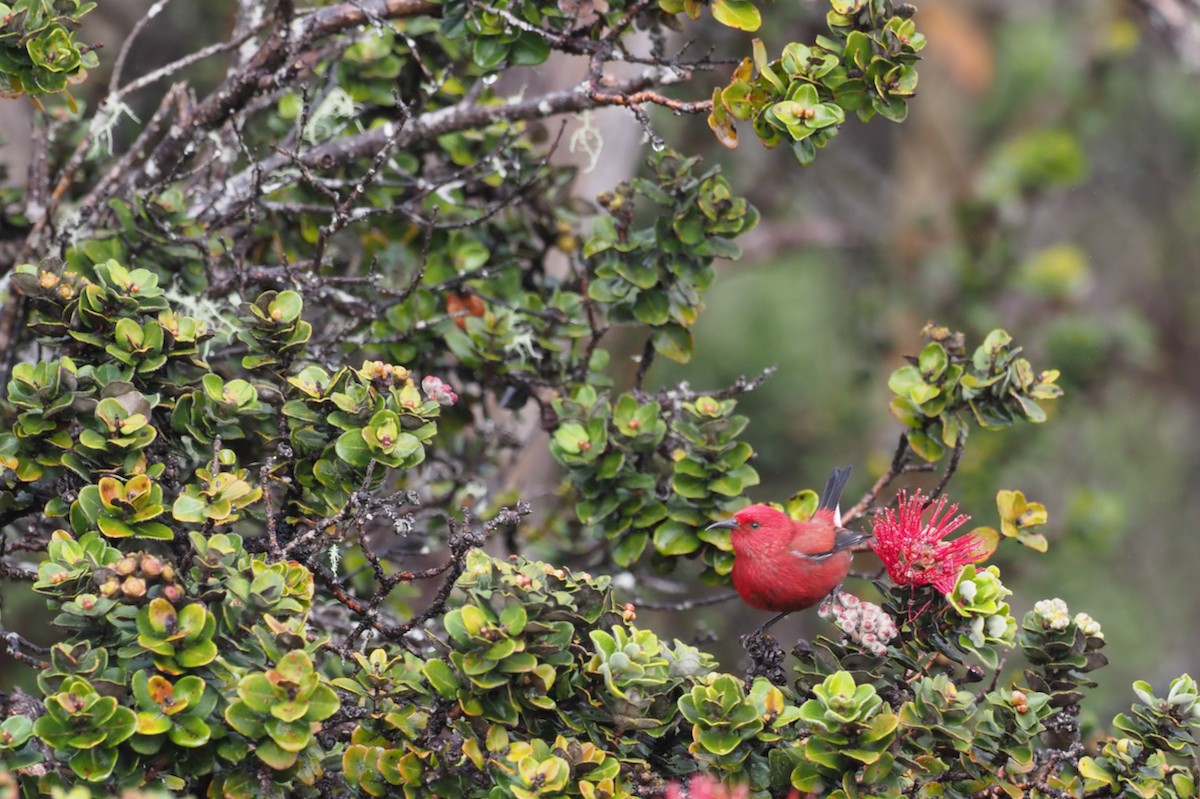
left=0, top=1, right=1193, bottom=798
left=888, top=323, right=1063, bottom=462
left=709, top=0, right=924, bottom=161
left=0, top=0, right=96, bottom=99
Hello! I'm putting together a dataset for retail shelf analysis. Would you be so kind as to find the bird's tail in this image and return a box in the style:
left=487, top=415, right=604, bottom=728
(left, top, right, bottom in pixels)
left=818, top=466, right=853, bottom=512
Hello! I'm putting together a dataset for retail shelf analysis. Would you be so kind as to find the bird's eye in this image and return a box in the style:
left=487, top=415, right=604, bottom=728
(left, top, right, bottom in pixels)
left=749, top=521, right=760, bottom=530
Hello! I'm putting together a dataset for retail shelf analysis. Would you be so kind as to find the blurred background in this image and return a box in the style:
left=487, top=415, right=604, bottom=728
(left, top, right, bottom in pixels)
left=641, top=0, right=1200, bottom=723
left=3, top=0, right=1198, bottom=726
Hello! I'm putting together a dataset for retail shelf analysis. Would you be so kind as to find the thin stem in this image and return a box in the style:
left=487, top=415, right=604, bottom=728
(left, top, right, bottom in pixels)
left=634, top=590, right=739, bottom=611
left=108, top=0, right=178, bottom=96
left=928, top=429, right=966, bottom=501
left=842, top=432, right=911, bottom=525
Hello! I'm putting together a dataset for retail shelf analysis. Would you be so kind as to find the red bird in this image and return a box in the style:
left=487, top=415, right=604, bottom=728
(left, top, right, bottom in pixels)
left=707, top=466, right=866, bottom=632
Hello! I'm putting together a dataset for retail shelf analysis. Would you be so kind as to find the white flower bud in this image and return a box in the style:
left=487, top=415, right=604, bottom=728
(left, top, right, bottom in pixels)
left=986, top=614, right=1009, bottom=639
left=1034, top=598, right=1071, bottom=630
left=1073, top=612, right=1103, bottom=638
left=968, top=616, right=986, bottom=647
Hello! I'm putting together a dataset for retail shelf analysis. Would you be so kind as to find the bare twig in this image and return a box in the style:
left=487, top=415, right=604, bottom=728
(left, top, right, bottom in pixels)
left=281, top=461, right=377, bottom=557
left=842, top=432, right=911, bottom=526
left=205, top=69, right=695, bottom=219
left=108, top=0, right=178, bottom=95
left=391, top=208, right=439, bottom=305
left=634, top=337, right=657, bottom=392
left=633, top=590, right=739, bottom=611
left=380, top=503, right=531, bottom=641
left=1128, top=0, right=1200, bottom=73
left=72, top=82, right=187, bottom=235
left=928, top=430, right=966, bottom=502
left=312, top=94, right=411, bottom=268
left=2, top=629, right=49, bottom=670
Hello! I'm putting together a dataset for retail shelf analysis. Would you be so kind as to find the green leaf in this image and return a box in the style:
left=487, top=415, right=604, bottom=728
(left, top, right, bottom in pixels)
left=135, top=711, right=171, bottom=736
left=500, top=605, right=528, bottom=636
left=843, top=31, right=873, bottom=71
left=697, top=727, right=745, bottom=755
left=238, top=674, right=277, bottom=715
left=134, top=521, right=175, bottom=540
left=967, top=526, right=1000, bottom=560
left=269, top=291, right=304, bottom=324
left=752, top=39, right=783, bottom=91
left=1078, top=757, right=1115, bottom=787
left=97, top=517, right=136, bottom=538
left=889, top=397, right=924, bottom=428
left=303, top=685, right=340, bottom=722
left=553, top=423, right=589, bottom=456
left=786, top=489, right=819, bottom=520
left=712, top=0, right=762, bottom=31
left=169, top=716, right=212, bottom=748
left=335, top=430, right=373, bottom=469
left=614, top=257, right=659, bottom=290
left=270, top=700, right=308, bottom=723
left=613, top=531, right=649, bottom=567
left=68, top=747, right=119, bottom=782
left=654, top=521, right=702, bottom=556
left=255, top=738, right=299, bottom=770
left=1018, top=533, right=1048, bottom=553
left=510, top=33, right=550, bottom=66
left=264, top=717, right=313, bottom=752
left=918, top=342, right=948, bottom=379
left=872, top=93, right=909, bottom=123
left=472, top=37, right=508, bottom=70
left=633, top=291, right=670, bottom=325
left=907, top=430, right=945, bottom=462
left=176, top=639, right=217, bottom=668
left=597, top=451, right=625, bottom=480
left=171, top=494, right=208, bottom=524
left=709, top=464, right=759, bottom=496
left=652, top=325, right=694, bottom=364
left=888, top=365, right=927, bottom=398
left=423, top=659, right=460, bottom=699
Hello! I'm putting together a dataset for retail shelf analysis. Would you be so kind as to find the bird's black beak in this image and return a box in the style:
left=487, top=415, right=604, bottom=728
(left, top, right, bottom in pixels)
left=705, top=519, right=738, bottom=531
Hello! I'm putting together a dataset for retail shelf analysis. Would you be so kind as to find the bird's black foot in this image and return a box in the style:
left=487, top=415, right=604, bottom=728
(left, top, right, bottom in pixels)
left=817, top=583, right=847, bottom=616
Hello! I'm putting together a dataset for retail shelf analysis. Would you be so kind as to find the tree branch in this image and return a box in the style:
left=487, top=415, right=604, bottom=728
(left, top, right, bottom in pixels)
left=842, top=432, right=911, bottom=526
left=202, top=68, right=692, bottom=220
left=1128, top=0, right=1200, bottom=73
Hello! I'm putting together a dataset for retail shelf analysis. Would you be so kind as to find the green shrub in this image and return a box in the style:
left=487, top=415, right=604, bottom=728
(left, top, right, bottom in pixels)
left=0, top=1, right=1193, bottom=798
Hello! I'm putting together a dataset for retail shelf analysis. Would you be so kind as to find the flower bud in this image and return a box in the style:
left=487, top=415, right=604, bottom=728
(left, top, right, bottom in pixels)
left=121, top=576, right=147, bottom=598
left=1073, top=612, right=1103, bottom=638
left=1033, top=598, right=1071, bottom=630
left=986, top=614, right=1009, bottom=639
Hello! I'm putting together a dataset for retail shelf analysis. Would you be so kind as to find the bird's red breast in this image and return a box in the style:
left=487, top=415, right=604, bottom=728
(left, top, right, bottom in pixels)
left=722, top=466, right=855, bottom=613
left=728, top=505, right=853, bottom=612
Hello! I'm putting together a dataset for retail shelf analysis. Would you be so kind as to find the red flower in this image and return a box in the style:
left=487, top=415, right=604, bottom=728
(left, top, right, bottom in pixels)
left=664, top=775, right=800, bottom=799
left=869, top=491, right=985, bottom=594
left=664, top=775, right=748, bottom=799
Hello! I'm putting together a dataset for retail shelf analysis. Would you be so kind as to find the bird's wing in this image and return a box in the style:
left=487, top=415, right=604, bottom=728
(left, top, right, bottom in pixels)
left=797, top=528, right=870, bottom=561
